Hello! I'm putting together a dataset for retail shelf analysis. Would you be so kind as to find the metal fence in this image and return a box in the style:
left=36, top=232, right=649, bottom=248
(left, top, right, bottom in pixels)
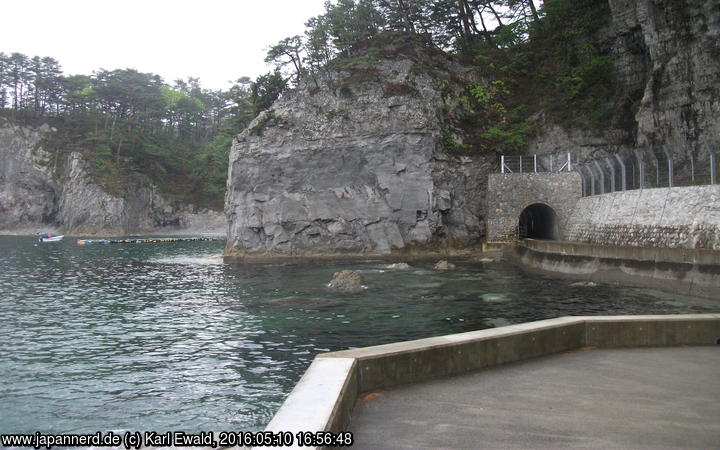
left=500, top=152, right=574, bottom=173
left=498, top=143, right=719, bottom=197
left=577, top=143, right=719, bottom=197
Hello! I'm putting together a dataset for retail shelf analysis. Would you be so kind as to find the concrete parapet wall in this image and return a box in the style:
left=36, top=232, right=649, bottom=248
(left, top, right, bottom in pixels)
left=565, top=185, right=720, bottom=250
left=262, top=314, right=720, bottom=449
left=514, top=240, right=720, bottom=299
left=326, top=317, right=584, bottom=392
left=585, top=315, right=720, bottom=347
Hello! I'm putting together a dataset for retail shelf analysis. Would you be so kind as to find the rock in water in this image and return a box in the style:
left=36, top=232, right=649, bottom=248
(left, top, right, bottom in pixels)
left=224, top=35, right=490, bottom=261
left=387, top=262, right=412, bottom=269
left=434, top=260, right=456, bottom=270
left=569, top=281, right=597, bottom=287
left=328, top=270, right=366, bottom=293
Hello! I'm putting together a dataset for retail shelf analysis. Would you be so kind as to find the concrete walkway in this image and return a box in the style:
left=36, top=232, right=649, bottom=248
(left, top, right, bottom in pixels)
left=348, top=346, right=720, bottom=449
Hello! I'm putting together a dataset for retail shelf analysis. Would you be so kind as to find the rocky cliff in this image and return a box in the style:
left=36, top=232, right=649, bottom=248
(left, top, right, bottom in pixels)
left=0, top=118, right=225, bottom=235
left=530, top=0, right=719, bottom=160
left=225, top=39, right=492, bottom=260
left=225, top=1, right=719, bottom=260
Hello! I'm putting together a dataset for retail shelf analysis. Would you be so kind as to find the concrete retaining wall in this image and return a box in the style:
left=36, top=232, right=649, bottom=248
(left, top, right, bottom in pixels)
left=565, top=185, right=720, bottom=250
left=263, top=314, right=720, bottom=449
left=513, top=240, right=720, bottom=299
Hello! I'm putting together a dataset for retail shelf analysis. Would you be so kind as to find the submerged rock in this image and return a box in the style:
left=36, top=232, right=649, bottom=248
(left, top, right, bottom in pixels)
left=328, top=270, right=366, bottom=293
left=434, top=260, right=456, bottom=270
left=386, top=262, right=412, bottom=269
left=569, top=281, right=597, bottom=287
left=481, top=293, right=507, bottom=302
left=266, top=296, right=340, bottom=307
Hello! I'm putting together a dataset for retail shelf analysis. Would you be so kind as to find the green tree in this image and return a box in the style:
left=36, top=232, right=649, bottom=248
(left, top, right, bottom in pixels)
left=304, top=15, right=334, bottom=71
left=265, top=36, right=306, bottom=84
left=250, top=70, right=286, bottom=115
left=325, top=0, right=386, bottom=53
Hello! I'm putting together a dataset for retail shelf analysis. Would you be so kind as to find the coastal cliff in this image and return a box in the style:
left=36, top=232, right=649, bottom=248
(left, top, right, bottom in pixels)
left=530, top=0, right=720, bottom=159
left=0, top=118, right=225, bottom=235
left=225, top=0, right=719, bottom=260
left=225, top=38, right=492, bottom=260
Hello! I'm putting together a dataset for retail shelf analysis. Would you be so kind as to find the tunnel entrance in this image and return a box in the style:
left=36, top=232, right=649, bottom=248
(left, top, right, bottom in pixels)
left=518, top=203, right=558, bottom=240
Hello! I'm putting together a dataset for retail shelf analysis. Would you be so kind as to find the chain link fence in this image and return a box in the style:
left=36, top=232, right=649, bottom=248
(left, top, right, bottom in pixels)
left=498, top=143, right=718, bottom=197
left=577, top=142, right=718, bottom=197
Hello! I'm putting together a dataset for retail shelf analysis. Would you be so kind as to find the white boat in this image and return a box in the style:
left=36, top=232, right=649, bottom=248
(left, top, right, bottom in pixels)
left=38, top=235, right=64, bottom=243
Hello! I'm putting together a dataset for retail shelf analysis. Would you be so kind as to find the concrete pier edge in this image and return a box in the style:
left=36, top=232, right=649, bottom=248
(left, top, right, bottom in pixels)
left=512, top=240, right=720, bottom=298
left=262, top=314, right=720, bottom=450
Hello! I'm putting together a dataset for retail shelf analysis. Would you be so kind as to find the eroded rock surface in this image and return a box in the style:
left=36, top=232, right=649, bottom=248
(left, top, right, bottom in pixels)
left=328, top=270, right=366, bottom=293
left=225, top=39, right=491, bottom=260
left=0, top=118, right=225, bottom=235
left=530, top=0, right=720, bottom=161
left=386, top=262, right=412, bottom=270
left=433, top=260, right=456, bottom=270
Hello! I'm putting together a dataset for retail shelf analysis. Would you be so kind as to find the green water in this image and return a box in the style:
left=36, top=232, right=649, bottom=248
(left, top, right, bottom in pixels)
left=0, top=235, right=717, bottom=434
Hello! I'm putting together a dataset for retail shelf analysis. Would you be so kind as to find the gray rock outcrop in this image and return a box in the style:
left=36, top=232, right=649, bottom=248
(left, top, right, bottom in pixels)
left=530, top=0, right=720, bottom=161
left=225, top=39, right=491, bottom=260
left=327, top=270, right=366, bottom=293
left=0, top=121, right=58, bottom=230
left=433, top=260, right=456, bottom=270
left=224, top=2, right=718, bottom=260
left=0, top=118, right=225, bottom=235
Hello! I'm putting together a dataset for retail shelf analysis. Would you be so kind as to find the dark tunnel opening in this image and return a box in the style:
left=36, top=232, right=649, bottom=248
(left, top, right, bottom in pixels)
left=518, top=203, right=559, bottom=240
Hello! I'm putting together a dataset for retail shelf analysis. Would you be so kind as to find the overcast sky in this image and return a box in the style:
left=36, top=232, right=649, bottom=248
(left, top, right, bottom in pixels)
left=1, top=0, right=328, bottom=91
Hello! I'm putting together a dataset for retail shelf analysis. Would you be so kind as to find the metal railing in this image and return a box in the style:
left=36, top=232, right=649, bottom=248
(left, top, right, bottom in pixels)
left=498, top=143, right=718, bottom=197
left=577, top=142, right=718, bottom=197
left=500, top=152, right=573, bottom=173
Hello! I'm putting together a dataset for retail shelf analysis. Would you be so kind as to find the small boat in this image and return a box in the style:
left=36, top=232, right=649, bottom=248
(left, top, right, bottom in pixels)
left=38, top=234, right=64, bottom=243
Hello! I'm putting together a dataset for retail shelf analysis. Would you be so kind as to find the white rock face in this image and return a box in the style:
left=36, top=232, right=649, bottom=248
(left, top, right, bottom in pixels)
left=225, top=43, right=492, bottom=260
left=0, top=120, right=58, bottom=230
left=0, top=118, right=225, bottom=236
left=612, top=0, right=720, bottom=151
left=529, top=0, right=720, bottom=162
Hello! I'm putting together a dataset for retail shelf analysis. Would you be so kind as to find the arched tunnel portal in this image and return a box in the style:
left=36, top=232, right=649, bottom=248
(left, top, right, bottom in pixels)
left=518, top=203, right=559, bottom=240
left=486, top=172, right=581, bottom=242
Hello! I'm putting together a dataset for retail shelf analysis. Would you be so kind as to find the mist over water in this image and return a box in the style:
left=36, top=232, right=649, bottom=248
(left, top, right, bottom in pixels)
left=1, top=235, right=716, bottom=433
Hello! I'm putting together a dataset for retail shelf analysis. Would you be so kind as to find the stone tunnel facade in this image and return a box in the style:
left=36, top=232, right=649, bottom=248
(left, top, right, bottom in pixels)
left=486, top=172, right=582, bottom=242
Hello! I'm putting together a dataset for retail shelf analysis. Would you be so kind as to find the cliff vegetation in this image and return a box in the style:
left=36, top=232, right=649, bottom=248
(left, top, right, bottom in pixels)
left=0, top=57, right=286, bottom=209
left=263, top=0, right=616, bottom=155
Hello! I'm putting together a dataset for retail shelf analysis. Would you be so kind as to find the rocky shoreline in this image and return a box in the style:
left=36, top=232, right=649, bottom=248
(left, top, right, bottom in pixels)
left=0, top=118, right=226, bottom=237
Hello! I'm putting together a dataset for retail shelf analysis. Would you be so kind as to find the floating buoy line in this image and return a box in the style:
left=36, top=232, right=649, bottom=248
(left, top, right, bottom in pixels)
left=77, top=237, right=219, bottom=246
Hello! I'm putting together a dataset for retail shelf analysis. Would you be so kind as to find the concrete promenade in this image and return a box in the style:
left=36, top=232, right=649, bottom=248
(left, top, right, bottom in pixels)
left=349, top=346, right=720, bottom=449
left=263, top=315, right=720, bottom=450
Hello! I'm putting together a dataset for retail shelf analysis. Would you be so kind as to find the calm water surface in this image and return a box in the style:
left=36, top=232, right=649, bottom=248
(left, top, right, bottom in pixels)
left=1, top=235, right=717, bottom=434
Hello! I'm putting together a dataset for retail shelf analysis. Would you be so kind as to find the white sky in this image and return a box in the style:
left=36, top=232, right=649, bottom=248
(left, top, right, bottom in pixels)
left=0, top=0, right=328, bottom=91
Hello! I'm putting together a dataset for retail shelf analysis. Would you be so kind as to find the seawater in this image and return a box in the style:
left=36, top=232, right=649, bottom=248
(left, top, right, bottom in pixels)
left=0, top=235, right=716, bottom=434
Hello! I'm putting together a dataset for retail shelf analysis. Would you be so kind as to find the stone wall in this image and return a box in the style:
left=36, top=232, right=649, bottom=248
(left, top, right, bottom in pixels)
left=486, top=173, right=582, bottom=242
left=565, top=185, right=720, bottom=249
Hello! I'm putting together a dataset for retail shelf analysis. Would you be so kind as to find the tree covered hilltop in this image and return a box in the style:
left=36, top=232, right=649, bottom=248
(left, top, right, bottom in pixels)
left=0, top=56, right=284, bottom=209
left=0, top=0, right=638, bottom=208
left=265, top=0, right=617, bottom=153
